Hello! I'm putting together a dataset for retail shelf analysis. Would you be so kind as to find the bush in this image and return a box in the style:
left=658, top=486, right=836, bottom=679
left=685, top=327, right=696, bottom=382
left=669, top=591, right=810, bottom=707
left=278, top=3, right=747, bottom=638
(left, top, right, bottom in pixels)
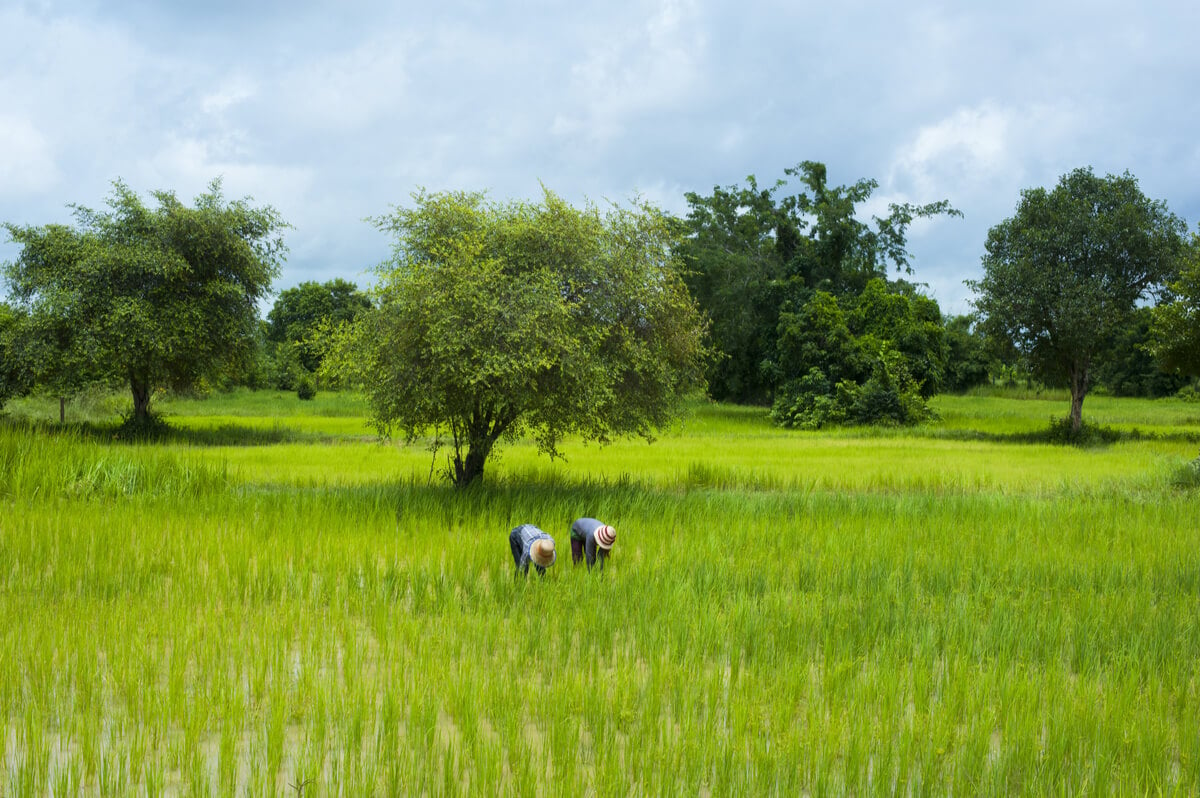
left=1172, top=452, right=1200, bottom=489
left=296, top=376, right=317, bottom=401
left=771, top=354, right=931, bottom=429
left=1041, top=416, right=1121, bottom=446
left=1176, top=383, right=1200, bottom=403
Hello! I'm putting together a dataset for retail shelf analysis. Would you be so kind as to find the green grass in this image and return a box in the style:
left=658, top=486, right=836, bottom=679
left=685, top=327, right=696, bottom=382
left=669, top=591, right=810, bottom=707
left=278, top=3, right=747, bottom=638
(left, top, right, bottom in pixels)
left=2, top=390, right=1199, bottom=795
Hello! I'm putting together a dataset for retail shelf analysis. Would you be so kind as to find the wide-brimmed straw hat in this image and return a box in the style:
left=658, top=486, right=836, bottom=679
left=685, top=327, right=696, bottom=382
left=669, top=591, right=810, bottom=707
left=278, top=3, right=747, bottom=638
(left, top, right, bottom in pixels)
left=530, top=538, right=556, bottom=567
left=595, top=525, right=616, bottom=550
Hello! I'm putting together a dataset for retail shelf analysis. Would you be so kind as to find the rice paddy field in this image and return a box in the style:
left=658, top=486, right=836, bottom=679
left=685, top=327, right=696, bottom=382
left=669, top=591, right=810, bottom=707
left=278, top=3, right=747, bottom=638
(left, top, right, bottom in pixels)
left=2, top=388, right=1200, bottom=795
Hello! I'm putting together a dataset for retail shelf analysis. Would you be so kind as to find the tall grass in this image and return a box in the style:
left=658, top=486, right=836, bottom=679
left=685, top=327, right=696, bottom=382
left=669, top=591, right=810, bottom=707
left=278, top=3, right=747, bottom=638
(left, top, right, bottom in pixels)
left=0, top=422, right=228, bottom=500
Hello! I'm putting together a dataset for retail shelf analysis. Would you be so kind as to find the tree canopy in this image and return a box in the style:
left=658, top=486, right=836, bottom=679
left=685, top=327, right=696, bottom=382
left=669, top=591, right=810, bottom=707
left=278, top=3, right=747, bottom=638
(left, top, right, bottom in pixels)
left=3, top=179, right=288, bottom=424
left=267, top=278, right=371, bottom=372
left=969, top=167, right=1187, bottom=431
left=323, top=188, right=708, bottom=487
left=681, top=161, right=960, bottom=406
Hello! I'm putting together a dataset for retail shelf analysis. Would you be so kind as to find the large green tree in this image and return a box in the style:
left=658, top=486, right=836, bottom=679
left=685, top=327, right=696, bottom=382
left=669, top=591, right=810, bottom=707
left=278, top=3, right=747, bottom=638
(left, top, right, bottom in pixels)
left=324, top=188, right=707, bottom=487
left=681, top=161, right=959, bottom=404
left=3, top=179, right=287, bottom=423
left=969, top=167, right=1186, bottom=431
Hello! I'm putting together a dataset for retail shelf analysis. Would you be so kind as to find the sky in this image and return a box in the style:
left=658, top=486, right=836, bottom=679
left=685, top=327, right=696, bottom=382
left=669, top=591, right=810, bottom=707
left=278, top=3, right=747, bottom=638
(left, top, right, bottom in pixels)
left=2, top=0, right=1199, bottom=315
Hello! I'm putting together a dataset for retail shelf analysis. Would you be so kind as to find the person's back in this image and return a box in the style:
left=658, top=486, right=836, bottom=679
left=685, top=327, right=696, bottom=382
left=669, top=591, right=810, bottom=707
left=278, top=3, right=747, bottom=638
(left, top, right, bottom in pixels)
left=570, top=517, right=616, bottom=570
left=509, top=524, right=556, bottom=576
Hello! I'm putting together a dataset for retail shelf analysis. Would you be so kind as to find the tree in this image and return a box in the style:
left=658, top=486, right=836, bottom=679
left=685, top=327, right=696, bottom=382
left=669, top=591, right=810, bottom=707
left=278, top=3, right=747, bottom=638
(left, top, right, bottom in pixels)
left=1150, top=232, right=1200, bottom=378
left=0, top=303, right=32, bottom=409
left=942, top=315, right=992, bottom=393
left=770, top=280, right=943, bottom=428
left=681, top=161, right=960, bottom=404
left=969, top=167, right=1186, bottom=431
left=3, top=179, right=287, bottom=424
left=324, top=188, right=708, bottom=487
left=267, top=278, right=371, bottom=372
left=1096, top=306, right=1187, bottom=397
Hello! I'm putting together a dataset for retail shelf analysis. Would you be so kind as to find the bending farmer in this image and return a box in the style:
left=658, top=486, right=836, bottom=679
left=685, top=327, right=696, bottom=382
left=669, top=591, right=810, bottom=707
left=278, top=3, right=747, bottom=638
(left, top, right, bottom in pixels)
left=570, top=517, right=616, bottom=571
left=509, top=524, right=556, bottom=577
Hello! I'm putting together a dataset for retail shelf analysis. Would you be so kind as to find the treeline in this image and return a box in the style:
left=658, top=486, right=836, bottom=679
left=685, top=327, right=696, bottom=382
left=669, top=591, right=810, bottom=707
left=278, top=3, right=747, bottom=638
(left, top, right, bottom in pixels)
left=3, top=164, right=1200, bottom=438
left=678, top=162, right=1199, bottom=431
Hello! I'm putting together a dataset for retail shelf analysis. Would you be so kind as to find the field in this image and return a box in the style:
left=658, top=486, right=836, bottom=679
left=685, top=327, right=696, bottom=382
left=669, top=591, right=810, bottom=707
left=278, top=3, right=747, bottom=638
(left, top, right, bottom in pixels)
left=2, top=389, right=1200, bottom=795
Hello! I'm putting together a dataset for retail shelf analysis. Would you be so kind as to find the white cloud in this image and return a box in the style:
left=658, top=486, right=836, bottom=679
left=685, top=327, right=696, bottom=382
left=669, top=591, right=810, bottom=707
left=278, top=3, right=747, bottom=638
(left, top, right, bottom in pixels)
left=141, top=136, right=315, bottom=209
left=554, top=0, right=707, bottom=143
left=0, top=114, right=59, bottom=195
left=891, top=102, right=1085, bottom=198
left=201, top=76, right=258, bottom=115
left=275, top=37, right=409, bottom=131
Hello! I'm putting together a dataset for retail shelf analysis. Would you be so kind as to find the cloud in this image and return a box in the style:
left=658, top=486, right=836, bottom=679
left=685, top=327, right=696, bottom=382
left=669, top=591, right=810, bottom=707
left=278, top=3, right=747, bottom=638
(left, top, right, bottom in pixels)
left=0, top=115, right=59, bottom=196
left=274, top=37, right=410, bottom=131
left=889, top=102, right=1083, bottom=202
left=141, top=136, right=315, bottom=207
left=201, top=76, right=258, bottom=116
left=553, top=0, right=708, bottom=144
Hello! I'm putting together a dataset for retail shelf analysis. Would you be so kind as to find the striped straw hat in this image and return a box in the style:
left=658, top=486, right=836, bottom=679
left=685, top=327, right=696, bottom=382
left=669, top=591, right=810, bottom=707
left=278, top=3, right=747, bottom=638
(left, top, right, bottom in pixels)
left=530, top=538, right=556, bottom=567
left=595, top=525, right=616, bottom=550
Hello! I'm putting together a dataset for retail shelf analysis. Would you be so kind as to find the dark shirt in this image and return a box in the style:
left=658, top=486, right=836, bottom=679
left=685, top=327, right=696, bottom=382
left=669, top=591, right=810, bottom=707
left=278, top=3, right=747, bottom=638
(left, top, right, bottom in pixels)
left=571, top=517, right=610, bottom=570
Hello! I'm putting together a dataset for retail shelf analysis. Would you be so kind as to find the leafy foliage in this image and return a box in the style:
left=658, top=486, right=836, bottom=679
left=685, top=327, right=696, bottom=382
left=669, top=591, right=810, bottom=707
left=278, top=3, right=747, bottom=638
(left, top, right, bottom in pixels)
left=295, top=375, right=316, bottom=401
left=680, top=161, right=960, bottom=405
left=942, top=315, right=992, bottom=393
left=1094, top=307, right=1188, bottom=397
left=1150, top=232, right=1200, bottom=377
left=969, top=167, right=1186, bottom=431
left=323, top=188, right=708, bottom=487
left=3, top=179, right=288, bottom=422
left=0, top=303, right=31, bottom=407
left=770, top=281, right=940, bottom=428
left=267, top=279, right=371, bottom=372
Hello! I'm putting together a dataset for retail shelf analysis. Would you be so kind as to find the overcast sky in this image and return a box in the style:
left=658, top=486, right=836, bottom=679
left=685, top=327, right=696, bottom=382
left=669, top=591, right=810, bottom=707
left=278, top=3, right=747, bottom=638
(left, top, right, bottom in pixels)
left=3, top=0, right=1198, bottom=314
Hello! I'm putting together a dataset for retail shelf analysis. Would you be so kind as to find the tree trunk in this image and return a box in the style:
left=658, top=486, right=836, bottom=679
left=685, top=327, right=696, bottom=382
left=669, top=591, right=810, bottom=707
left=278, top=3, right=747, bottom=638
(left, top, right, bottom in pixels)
left=1068, top=363, right=1088, bottom=433
left=451, top=413, right=504, bottom=488
left=130, top=377, right=152, bottom=422
left=59, top=397, right=66, bottom=424
left=453, top=445, right=490, bottom=488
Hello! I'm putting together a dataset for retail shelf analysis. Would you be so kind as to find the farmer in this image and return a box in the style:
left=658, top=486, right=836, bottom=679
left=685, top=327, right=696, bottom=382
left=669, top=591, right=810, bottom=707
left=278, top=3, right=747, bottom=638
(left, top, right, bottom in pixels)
left=570, top=517, right=616, bottom=571
left=509, top=523, right=556, bottom=577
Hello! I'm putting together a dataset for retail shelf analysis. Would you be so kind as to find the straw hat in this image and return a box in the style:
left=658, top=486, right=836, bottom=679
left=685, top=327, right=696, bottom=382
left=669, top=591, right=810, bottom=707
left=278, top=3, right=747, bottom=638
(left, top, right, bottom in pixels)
left=595, top=525, right=616, bottom=550
left=530, top=537, right=556, bottom=567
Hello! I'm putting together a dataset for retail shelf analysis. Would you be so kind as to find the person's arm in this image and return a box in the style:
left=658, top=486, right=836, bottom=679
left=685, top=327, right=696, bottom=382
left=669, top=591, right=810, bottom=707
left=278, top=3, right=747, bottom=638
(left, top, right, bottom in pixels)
left=597, top=547, right=606, bottom=571
left=585, top=534, right=597, bottom=570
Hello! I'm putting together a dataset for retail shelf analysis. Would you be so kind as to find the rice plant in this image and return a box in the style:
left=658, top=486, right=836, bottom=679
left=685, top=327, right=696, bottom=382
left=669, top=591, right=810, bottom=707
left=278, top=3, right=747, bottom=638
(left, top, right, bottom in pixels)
left=1, top=394, right=1199, bottom=794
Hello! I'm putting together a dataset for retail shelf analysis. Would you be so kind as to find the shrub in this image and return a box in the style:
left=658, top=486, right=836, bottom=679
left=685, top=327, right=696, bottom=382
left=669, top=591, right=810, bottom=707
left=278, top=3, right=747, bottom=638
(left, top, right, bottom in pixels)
left=296, top=376, right=317, bottom=401
left=1176, top=383, right=1200, bottom=403
left=1172, top=452, right=1200, bottom=489
left=1041, top=416, right=1121, bottom=446
left=771, top=352, right=931, bottom=429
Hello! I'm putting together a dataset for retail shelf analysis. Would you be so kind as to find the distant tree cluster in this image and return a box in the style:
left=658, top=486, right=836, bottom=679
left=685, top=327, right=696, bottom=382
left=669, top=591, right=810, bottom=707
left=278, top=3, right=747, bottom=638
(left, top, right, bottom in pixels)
left=5, top=162, right=1200, bottom=455
left=248, top=278, right=373, bottom=393
left=3, top=179, right=287, bottom=426
left=680, top=161, right=968, bottom=427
